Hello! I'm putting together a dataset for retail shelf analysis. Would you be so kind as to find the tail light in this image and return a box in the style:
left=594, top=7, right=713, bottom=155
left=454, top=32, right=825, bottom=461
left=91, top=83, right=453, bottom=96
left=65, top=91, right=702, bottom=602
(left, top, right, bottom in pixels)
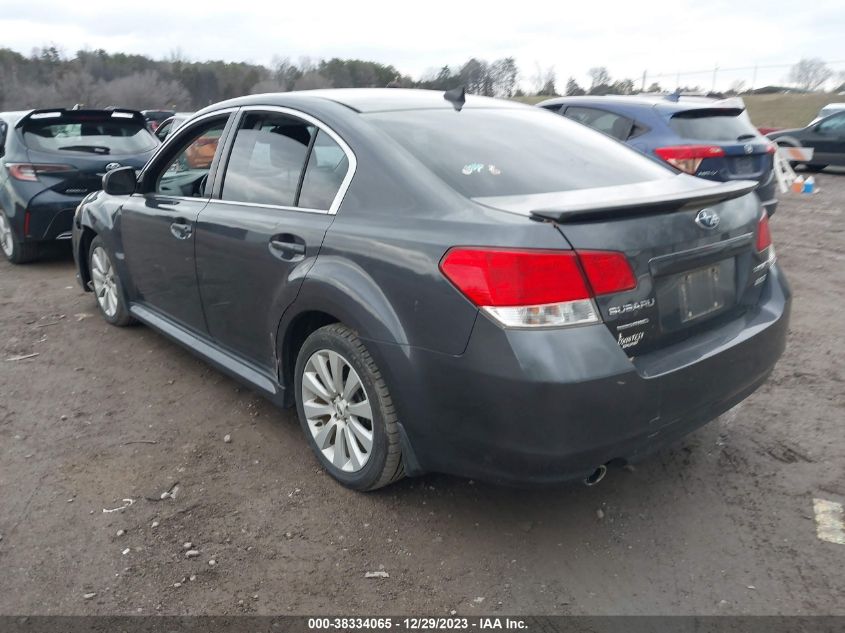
left=756, top=211, right=776, bottom=266
left=653, top=145, right=725, bottom=175
left=7, top=163, right=74, bottom=182
left=439, top=248, right=636, bottom=328
left=765, top=143, right=777, bottom=154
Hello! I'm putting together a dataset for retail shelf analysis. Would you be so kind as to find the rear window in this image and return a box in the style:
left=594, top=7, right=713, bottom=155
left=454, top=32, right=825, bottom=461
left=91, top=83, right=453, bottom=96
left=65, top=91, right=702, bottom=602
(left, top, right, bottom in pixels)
left=22, top=113, right=158, bottom=155
left=668, top=108, right=758, bottom=141
left=366, top=108, right=671, bottom=198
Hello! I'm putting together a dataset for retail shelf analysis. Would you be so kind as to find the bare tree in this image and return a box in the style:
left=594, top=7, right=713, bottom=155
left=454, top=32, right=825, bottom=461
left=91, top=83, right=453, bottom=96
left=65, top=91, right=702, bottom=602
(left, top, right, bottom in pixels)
left=293, top=71, right=332, bottom=90
left=588, top=66, right=611, bottom=89
left=95, top=70, right=190, bottom=109
left=788, top=58, right=833, bottom=91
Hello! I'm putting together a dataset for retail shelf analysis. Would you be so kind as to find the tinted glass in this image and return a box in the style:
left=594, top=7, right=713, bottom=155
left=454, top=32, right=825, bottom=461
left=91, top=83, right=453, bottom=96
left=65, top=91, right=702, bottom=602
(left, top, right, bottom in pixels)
left=817, top=113, right=845, bottom=133
left=668, top=109, right=758, bottom=141
left=222, top=112, right=315, bottom=207
left=366, top=108, right=671, bottom=198
left=564, top=106, right=633, bottom=140
left=155, top=120, right=172, bottom=142
left=298, top=131, right=349, bottom=210
left=156, top=118, right=227, bottom=197
left=22, top=114, right=158, bottom=155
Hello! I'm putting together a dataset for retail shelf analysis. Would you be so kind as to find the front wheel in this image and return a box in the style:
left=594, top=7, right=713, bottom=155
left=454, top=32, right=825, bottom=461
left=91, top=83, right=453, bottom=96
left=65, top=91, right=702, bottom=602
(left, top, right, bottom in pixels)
left=0, top=211, right=38, bottom=264
left=88, top=236, right=134, bottom=326
left=295, top=324, right=404, bottom=491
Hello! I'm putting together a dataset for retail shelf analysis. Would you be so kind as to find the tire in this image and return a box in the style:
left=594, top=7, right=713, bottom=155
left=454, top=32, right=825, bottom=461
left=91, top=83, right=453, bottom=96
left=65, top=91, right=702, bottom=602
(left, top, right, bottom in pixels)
left=88, top=236, right=134, bottom=326
left=0, top=211, right=38, bottom=264
left=295, top=323, right=404, bottom=491
left=803, top=164, right=827, bottom=172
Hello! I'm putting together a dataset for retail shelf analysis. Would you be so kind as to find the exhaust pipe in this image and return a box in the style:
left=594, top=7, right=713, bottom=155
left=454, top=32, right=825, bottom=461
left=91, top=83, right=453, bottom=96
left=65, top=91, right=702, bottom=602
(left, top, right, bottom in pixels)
left=584, top=464, right=607, bottom=487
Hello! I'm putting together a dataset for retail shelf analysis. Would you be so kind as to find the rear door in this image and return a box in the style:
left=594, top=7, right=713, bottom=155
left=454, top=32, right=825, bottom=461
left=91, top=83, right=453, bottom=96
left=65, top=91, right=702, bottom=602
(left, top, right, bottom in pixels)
left=120, top=111, right=234, bottom=333
left=195, top=107, right=353, bottom=371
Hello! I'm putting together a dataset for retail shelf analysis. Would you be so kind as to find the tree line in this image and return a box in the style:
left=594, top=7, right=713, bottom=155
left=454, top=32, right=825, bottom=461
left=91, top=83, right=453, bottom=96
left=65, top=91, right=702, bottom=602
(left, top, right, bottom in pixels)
left=0, top=47, right=520, bottom=111
left=0, top=47, right=842, bottom=112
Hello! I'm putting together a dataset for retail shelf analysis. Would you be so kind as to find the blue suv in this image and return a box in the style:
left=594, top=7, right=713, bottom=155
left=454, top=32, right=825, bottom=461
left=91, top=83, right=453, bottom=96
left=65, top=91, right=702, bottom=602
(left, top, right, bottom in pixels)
left=537, top=95, right=778, bottom=215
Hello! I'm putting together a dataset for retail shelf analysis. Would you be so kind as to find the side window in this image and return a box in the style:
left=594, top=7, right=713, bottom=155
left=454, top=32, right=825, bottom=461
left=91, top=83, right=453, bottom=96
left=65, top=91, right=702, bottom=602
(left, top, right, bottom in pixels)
left=817, top=113, right=845, bottom=134
left=298, top=131, right=349, bottom=210
left=564, top=106, right=634, bottom=141
left=221, top=112, right=315, bottom=207
left=155, top=120, right=172, bottom=142
left=155, top=117, right=228, bottom=197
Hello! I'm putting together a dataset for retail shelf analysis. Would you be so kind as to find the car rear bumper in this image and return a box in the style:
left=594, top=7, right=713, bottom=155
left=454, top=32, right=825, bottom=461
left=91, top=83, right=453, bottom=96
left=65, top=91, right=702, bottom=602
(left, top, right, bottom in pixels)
left=368, top=265, right=790, bottom=485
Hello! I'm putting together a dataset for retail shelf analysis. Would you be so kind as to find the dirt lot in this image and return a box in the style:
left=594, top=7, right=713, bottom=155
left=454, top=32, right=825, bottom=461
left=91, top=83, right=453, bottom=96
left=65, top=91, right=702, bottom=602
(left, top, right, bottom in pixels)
left=1, top=171, right=844, bottom=616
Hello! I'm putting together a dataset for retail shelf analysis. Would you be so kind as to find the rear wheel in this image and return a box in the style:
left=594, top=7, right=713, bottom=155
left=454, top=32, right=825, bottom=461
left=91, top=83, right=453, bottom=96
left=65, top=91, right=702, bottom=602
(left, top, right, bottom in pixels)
left=295, top=324, right=404, bottom=491
left=0, top=211, right=38, bottom=264
left=88, top=236, right=134, bottom=326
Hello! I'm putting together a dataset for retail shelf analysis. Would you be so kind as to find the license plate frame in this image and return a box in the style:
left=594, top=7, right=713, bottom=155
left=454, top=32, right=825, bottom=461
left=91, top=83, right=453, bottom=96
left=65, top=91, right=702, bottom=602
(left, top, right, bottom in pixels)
left=679, top=263, right=731, bottom=323
left=733, top=156, right=755, bottom=174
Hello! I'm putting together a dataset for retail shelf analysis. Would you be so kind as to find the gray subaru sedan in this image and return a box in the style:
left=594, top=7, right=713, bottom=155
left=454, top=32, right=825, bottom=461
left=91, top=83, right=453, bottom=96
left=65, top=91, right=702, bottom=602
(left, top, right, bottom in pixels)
left=72, top=89, right=789, bottom=490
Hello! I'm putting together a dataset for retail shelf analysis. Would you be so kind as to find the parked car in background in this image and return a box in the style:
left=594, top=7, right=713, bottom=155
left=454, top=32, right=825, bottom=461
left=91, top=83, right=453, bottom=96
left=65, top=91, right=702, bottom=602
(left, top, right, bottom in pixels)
left=73, top=89, right=788, bottom=491
left=537, top=95, right=779, bottom=215
left=810, top=103, right=845, bottom=124
left=153, top=112, right=193, bottom=142
left=768, top=109, right=845, bottom=172
left=142, top=109, right=175, bottom=132
left=0, top=108, right=159, bottom=263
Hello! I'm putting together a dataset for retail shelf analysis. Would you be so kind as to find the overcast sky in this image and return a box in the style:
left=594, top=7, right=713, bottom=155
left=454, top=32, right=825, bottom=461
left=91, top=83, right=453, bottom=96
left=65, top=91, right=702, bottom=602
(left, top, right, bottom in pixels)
left=1, top=0, right=843, bottom=91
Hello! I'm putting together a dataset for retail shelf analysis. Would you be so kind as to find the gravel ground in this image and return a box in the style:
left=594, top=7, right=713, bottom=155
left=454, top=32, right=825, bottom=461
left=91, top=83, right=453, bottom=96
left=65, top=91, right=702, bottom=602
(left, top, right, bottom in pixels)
left=1, top=171, right=843, bottom=616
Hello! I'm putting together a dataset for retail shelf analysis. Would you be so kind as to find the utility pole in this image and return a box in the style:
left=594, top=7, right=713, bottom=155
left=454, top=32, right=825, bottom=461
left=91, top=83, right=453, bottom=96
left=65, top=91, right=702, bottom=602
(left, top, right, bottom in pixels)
left=641, top=70, right=647, bottom=93
left=751, top=64, right=758, bottom=91
left=712, top=64, right=719, bottom=92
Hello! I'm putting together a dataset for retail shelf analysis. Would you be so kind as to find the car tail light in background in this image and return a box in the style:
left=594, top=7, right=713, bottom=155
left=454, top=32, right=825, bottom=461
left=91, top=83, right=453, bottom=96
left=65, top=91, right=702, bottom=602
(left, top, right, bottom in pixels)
left=756, top=211, right=776, bottom=266
left=439, top=248, right=636, bottom=327
left=765, top=143, right=777, bottom=154
left=653, top=145, right=725, bottom=175
left=7, top=163, right=74, bottom=182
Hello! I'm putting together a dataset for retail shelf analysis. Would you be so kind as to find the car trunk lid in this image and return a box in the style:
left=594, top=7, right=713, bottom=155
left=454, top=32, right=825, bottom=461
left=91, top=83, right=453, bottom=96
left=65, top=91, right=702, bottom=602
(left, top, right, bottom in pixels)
left=474, top=176, right=774, bottom=357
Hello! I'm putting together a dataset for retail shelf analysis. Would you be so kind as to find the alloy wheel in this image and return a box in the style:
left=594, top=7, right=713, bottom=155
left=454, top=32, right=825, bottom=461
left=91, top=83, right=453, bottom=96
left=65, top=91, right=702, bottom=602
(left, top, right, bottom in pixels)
left=301, top=349, right=374, bottom=473
left=90, top=246, right=119, bottom=318
left=0, top=213, right=13, bottom=258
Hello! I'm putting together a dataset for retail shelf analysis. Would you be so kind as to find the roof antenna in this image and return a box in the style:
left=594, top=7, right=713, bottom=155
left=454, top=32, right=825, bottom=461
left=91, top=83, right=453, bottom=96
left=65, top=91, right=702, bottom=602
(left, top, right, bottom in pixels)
left=665, top=89, right=680, bottom=103
left=444, top=86, right=466, bottom=111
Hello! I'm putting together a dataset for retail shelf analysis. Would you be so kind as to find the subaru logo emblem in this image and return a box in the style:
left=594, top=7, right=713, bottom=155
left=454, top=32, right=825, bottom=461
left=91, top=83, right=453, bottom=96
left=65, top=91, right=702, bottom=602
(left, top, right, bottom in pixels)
left=105, top=162, right=122, bottom=171
left=695, top=208, right=720, bottom=229
left=744, top=144, right=753, bottom=155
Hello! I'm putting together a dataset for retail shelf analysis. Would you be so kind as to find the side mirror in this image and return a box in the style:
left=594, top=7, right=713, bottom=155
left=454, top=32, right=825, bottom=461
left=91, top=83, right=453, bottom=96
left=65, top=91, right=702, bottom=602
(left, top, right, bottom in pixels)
left=102, top=166, right=137, bottom=196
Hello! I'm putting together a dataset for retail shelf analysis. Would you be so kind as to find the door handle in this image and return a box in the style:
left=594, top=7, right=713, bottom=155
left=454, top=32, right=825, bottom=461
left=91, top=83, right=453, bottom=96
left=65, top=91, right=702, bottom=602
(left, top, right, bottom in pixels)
left=170, top=219, right=193, bottom=240
left=269, top=234, right=306, bottom=260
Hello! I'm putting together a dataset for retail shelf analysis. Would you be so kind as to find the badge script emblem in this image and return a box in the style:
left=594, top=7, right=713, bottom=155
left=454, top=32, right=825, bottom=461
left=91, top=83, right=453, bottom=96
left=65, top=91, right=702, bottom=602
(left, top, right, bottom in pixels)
left=695, top=208, right=720, bottom=229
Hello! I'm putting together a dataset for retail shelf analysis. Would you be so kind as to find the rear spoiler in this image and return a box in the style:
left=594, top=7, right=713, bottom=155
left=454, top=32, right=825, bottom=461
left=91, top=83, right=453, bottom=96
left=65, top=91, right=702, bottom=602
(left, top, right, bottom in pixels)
left=529, top=179, right=758, bottom=224
left=15, top=108, right=146, bottom=128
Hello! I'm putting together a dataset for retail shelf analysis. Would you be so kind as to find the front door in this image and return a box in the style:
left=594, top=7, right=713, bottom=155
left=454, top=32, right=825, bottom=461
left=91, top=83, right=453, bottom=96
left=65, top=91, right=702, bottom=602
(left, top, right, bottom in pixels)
left=120, top=113, right=232, bottom=333
left=195, top=108, right=352, bottom=370
left=808, top=112, right=845, bottom=165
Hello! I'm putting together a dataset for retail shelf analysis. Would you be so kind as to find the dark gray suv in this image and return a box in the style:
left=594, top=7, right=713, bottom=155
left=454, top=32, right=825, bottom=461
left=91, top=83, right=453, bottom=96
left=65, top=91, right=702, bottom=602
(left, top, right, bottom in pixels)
left=72, top=89, right=790, bottom=490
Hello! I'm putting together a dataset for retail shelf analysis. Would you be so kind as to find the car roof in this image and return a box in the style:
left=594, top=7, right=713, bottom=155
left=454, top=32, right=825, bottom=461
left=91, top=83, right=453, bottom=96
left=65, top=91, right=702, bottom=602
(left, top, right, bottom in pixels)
left=203, top=88, right=528, bottom=114
left=537, top=94, right=743, bottom=114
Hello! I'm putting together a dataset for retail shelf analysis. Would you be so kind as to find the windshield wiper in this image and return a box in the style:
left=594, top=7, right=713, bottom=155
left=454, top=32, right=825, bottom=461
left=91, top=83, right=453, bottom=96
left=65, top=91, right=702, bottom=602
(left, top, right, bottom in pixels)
left=736, top=134, right=756, bottom=141
left=58, top=145, right=111, bottom=154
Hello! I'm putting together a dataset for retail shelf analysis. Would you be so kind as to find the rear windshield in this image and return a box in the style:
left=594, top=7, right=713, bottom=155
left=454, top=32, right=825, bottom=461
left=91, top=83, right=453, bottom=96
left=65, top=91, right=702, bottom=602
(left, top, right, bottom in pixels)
left=365, top=108, right=671, bottom=198
left=668, top=108, right=758, bottom=141
left=22, top=114, right=158, bottom=155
